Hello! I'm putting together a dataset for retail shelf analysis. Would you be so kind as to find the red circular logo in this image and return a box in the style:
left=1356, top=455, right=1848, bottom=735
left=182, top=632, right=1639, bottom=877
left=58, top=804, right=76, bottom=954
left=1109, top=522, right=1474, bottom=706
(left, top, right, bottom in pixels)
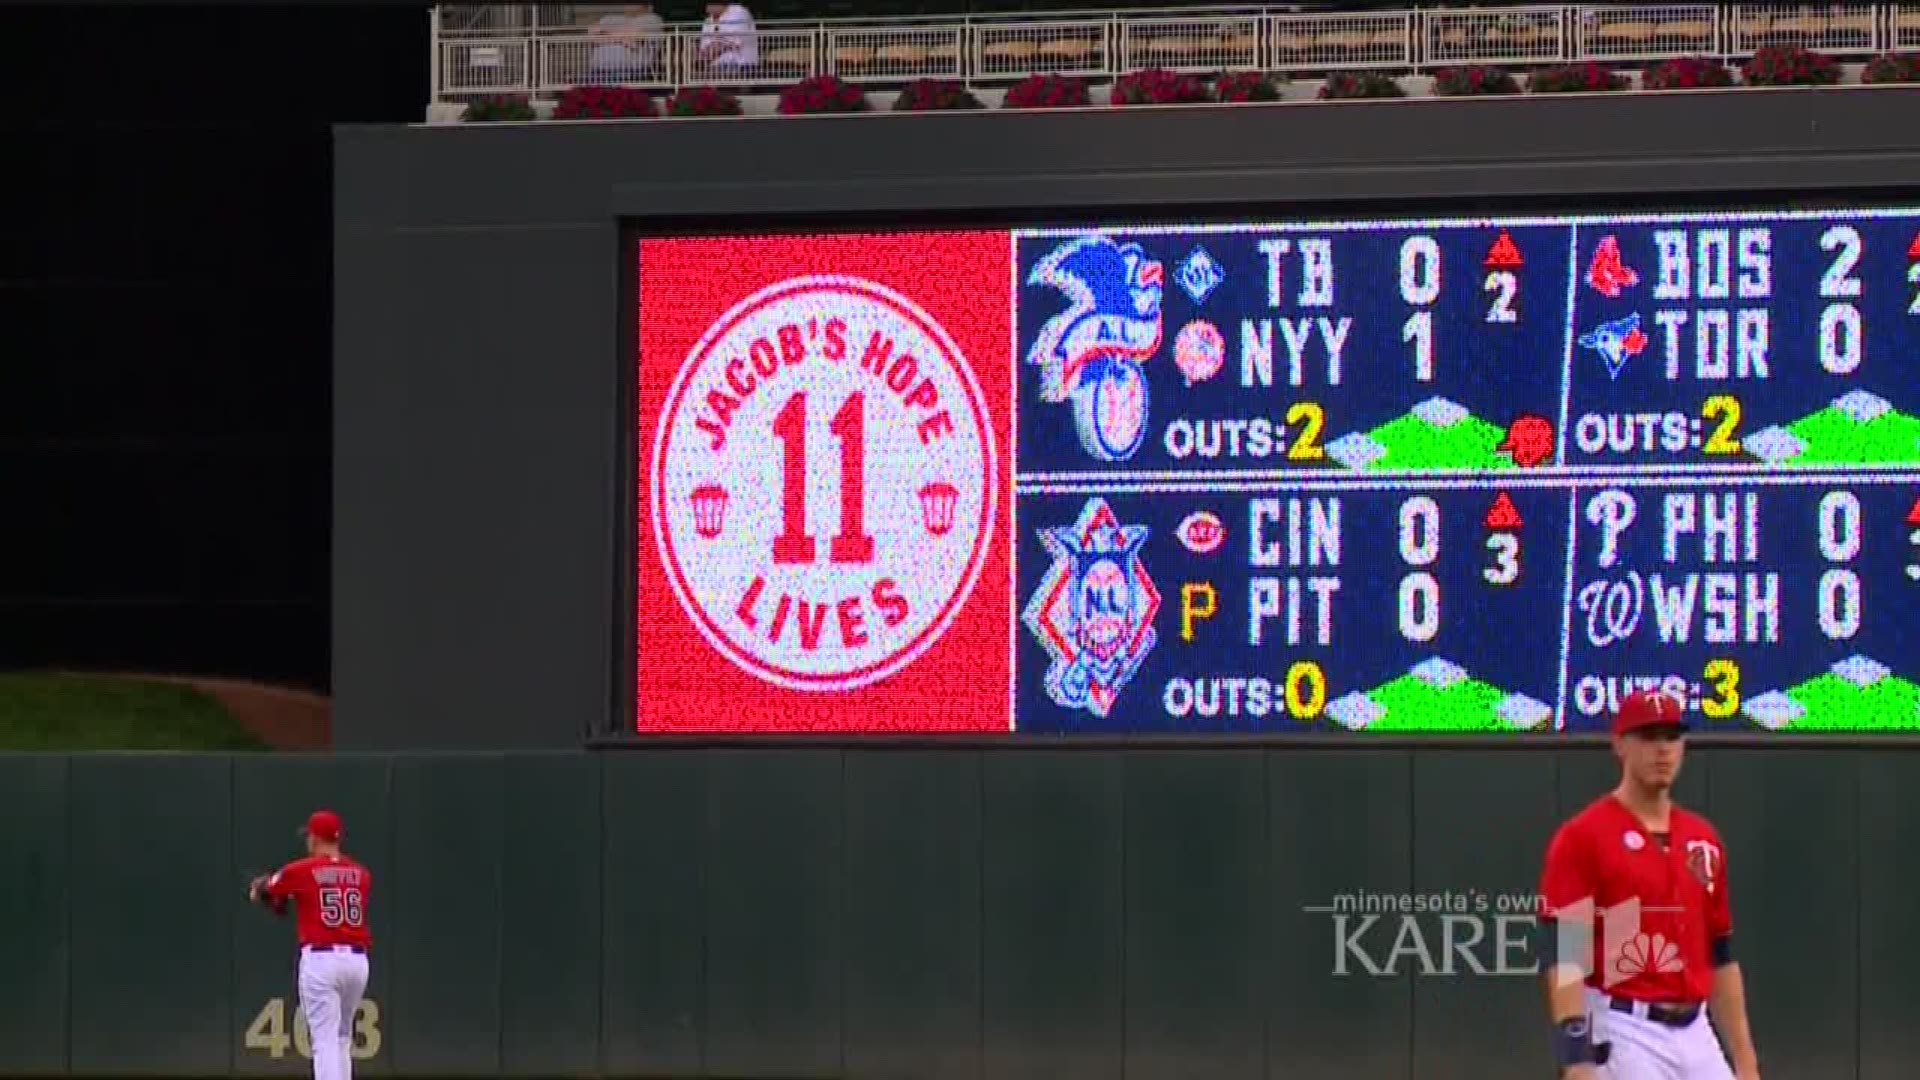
left=653, top=276, right=998, bottom=691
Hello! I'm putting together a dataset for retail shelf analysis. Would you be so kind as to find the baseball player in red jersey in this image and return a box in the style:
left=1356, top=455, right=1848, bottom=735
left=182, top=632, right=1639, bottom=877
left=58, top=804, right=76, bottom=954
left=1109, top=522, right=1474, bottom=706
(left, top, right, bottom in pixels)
left=248, top=810, right=373, bottom=1080
left=1537, top=690, right=1760, bottom=1079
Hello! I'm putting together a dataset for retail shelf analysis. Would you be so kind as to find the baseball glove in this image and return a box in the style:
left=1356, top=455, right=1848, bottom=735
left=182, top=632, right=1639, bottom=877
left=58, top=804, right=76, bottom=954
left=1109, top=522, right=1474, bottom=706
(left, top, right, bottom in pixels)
left=246, top=873, right=285, bottom=914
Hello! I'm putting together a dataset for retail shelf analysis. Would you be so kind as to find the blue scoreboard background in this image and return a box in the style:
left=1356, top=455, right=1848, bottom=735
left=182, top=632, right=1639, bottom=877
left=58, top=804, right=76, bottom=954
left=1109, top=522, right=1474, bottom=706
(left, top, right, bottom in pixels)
left=1012, top=208, right=1920, bottom=736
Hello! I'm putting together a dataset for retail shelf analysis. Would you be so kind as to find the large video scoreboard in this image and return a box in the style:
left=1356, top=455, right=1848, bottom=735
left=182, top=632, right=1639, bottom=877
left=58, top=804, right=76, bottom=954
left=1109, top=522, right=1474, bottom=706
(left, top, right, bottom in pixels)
left=632, top=208, right=1920, bottom=736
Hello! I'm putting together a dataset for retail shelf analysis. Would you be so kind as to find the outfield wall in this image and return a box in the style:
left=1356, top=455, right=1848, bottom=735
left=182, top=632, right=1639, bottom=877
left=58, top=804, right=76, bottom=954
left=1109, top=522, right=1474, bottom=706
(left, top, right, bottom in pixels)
left=1, top=747, right=1915, bottom=1078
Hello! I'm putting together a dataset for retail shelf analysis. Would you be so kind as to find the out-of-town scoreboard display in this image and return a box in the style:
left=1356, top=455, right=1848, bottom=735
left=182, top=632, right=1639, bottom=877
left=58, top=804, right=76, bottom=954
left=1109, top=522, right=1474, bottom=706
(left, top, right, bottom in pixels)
left=632, top=209, right=1920, bottom=736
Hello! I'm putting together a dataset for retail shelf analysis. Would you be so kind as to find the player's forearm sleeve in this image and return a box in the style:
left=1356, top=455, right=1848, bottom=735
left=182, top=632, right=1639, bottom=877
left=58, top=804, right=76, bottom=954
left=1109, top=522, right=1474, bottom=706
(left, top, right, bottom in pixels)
left=1711, top=933, right=1734, bottom=966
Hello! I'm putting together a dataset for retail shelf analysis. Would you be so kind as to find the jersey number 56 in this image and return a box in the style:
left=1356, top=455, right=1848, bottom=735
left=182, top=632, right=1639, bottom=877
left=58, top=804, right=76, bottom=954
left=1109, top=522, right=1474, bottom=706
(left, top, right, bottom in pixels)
left=319, top=887, right=365, bottom=928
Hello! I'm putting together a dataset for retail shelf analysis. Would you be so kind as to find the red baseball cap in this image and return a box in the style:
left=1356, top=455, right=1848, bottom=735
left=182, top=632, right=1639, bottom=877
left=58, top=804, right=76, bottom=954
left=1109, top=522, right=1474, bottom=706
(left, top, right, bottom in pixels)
left=302, top=810, right=343, bottom=843
left=1613, top=689, right=1686, bottom=737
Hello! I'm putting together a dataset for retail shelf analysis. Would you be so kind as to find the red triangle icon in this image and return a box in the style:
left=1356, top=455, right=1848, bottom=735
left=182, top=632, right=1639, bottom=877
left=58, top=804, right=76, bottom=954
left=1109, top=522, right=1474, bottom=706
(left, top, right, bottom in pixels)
left=1908, top=233, right=1920, bottom=261
left=1485, top=231, right=1524, bottom=270
left=1484, top=492, right=1523, bottom=531
left=1906, top=497, right=1920, bottom=527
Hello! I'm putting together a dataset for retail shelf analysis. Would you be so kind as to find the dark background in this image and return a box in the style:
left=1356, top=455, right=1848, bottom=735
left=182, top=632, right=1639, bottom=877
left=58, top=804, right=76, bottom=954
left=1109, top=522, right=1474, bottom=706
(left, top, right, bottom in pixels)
left=336, top=86, right=1920, bottom=751
left=0, top=5, right=425, bottom=691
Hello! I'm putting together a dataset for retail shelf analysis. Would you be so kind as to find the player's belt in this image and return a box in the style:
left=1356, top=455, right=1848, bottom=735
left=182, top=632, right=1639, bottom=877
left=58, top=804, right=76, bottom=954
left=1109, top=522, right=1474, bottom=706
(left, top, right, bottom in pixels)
left=301, top=944, right=366, bottom=954
left=1608, top=996, right=1700, bottom=1027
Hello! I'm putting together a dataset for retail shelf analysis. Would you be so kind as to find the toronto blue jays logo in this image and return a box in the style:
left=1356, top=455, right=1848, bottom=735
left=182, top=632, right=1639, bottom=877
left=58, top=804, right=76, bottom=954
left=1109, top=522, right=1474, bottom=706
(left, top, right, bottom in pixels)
left=1579, top=313, right=1648, bottom=380
left=1025, top=235, right=1165, bottom=463
left=1023, top=498, right=1160, bottom=720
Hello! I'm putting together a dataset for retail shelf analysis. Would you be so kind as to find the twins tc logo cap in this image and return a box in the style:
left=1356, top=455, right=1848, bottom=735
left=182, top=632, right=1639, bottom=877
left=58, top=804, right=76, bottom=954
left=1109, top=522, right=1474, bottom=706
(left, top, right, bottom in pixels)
left=1613, top=688, right=1686, bottom=736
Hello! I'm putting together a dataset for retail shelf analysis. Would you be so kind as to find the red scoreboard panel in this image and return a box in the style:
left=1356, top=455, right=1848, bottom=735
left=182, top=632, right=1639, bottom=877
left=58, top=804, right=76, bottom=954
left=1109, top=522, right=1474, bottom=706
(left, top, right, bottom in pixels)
left=635, top=232, right=1015, bottom=733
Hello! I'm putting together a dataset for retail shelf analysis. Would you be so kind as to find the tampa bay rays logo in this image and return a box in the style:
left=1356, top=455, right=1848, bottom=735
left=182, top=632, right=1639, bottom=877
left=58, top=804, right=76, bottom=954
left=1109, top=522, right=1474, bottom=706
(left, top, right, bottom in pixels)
left=1023, top=498, right=1160, bottom=719
left=1025, top=234, right=1165, bottom=463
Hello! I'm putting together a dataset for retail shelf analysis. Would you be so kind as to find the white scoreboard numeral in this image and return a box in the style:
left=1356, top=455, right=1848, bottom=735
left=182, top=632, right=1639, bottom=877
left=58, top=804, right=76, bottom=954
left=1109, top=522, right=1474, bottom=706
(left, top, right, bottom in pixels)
left=1399, top=573, right=1440, bottom=642
left=1818, top=569, right=1861, bottom=640
left=1483, top=271, right=1518, bottom=323
left=1399, top=235, right=1441, bottom=305
left=1398, top=497, right=1441, bottom=566
left=1395, top=497, right=1442, bottom=641
left=1908, top=262, right=1920, bottom=315
left=1403, top=311, right=1434, bottom=382
left=1483, top=533, right=1520, bottom=585
left=1817, top=491, right=1862, bottom=563
left=1399, top=235, right=1440, bottom=380
left=1819, top=225, right=1862, bottom=298
left=1818, top=303, right=1862, bottom=374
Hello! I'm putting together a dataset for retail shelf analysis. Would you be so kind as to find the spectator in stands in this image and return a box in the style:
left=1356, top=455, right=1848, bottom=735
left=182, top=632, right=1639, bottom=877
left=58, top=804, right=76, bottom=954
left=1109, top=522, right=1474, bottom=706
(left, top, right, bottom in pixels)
left=698, top=2, right=758, bottom=70
left=586, top=4, right=665, bottom=84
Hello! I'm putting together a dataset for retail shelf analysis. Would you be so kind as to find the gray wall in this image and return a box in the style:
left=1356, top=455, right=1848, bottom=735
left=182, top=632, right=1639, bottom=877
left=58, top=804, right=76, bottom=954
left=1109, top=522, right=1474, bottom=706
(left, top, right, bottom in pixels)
left=333, top=87, right=1920, bottom=750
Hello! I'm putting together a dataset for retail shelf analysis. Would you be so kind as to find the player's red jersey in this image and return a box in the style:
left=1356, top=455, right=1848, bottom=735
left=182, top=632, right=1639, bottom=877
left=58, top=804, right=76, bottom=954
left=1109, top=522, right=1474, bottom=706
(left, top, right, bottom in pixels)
left=1538, top=795, right=1729, bottom=1004
left=264, top=854, right=374, bottom=950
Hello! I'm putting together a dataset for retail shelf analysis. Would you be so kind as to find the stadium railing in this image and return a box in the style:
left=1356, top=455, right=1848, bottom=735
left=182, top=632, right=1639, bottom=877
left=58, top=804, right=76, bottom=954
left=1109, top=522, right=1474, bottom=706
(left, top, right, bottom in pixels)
left=429, top=2, right=1912, bottom=104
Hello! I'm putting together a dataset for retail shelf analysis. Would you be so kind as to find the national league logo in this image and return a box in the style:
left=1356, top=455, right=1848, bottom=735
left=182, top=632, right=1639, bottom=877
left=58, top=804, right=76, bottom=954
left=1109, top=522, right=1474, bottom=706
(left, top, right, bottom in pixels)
left=1022, top=497, right=1160, bottom=719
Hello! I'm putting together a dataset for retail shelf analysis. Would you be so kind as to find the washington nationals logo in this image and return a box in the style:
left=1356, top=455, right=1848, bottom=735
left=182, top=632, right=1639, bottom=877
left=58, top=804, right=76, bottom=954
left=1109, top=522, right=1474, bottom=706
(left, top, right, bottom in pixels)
left=1022, top=498, right=1160, bottom=719
left=1685, top=839, right=1722, bottom=894
left=1025, top=235, right=1164, bottom=463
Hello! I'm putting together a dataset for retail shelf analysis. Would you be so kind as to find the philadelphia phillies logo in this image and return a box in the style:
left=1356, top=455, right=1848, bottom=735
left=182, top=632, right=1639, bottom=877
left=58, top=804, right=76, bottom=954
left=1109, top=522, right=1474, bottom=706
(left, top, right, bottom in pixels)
left=1023, top=498, right=1160, bottom=719
left=1025, top=234, right=1164, bottom=463
left=652, top=275, right=998, bottom=692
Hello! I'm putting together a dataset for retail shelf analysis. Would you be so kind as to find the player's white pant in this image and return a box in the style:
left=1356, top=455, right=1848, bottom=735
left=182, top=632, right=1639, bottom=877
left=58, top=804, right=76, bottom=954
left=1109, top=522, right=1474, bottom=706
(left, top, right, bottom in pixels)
left=297, top=946, right=369, bottom=1080
left=1587, top=989, right=1735, bottom=1080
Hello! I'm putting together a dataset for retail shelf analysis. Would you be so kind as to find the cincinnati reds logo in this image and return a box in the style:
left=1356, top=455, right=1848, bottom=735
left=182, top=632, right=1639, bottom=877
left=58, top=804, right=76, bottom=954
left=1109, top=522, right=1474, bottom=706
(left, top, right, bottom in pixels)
left=653, top=275, right=998, bottom=692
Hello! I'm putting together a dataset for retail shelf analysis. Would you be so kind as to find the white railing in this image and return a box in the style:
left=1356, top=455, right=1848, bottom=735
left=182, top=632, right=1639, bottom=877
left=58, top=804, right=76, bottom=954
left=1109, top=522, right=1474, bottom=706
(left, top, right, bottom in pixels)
left=828, top=24, right=968, bottom=82
left=1573, top=5, right=1717, bottom=62
left=1118, top=15, right=1262, bottom=73
left=431, top=2, right=1920, bottom=101
left=1270, top=11, right=1416, bottom=71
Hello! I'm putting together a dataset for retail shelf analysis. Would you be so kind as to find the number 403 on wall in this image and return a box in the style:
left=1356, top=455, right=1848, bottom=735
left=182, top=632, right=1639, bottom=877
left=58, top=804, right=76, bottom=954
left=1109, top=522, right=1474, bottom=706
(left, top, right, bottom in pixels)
left=244, top=997, right=382, bottom=1061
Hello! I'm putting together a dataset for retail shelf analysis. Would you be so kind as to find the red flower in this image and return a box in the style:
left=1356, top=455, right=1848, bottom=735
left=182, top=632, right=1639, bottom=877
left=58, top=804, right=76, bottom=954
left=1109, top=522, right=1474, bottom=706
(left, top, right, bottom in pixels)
left=464, top=94, right=534, bottom=122
left=894, top=79, right=981, bottom=110
left=554, top=85, right=657, bottom=120
left=1003, top=73, right=1090, bottom=109
left=1865, top=51, right=1920, bottom=84
left=1435, top=65, right=1515, bottom=96
left=1527, top=62, right=1626, bottom=94
left=1215, top=71, right=1280, bottom=102
left=665, top=85, right=742, bottom=117
left=1740, top=45, right=1839, bottom=87
left=1110, top=68, right=1210, bottom=106
left=1319, top=70, right=1404, bottom=99
left=1646, top=56, right=1732, bottom=91
left=778, top=75, right=869, bottom=115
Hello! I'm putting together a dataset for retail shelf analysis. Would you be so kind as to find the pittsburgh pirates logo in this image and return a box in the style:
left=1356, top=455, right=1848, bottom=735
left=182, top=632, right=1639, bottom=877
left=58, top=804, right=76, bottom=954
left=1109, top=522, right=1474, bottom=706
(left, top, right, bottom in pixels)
left=652, top=275, right=998, bottom=691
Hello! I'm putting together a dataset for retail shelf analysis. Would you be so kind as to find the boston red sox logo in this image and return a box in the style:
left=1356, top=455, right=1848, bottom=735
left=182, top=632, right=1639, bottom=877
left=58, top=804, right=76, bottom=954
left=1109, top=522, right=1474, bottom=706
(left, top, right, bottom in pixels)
left=1685, top=839, right=1722, bottom=894
left=652, top=275, right=998, bottom=692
